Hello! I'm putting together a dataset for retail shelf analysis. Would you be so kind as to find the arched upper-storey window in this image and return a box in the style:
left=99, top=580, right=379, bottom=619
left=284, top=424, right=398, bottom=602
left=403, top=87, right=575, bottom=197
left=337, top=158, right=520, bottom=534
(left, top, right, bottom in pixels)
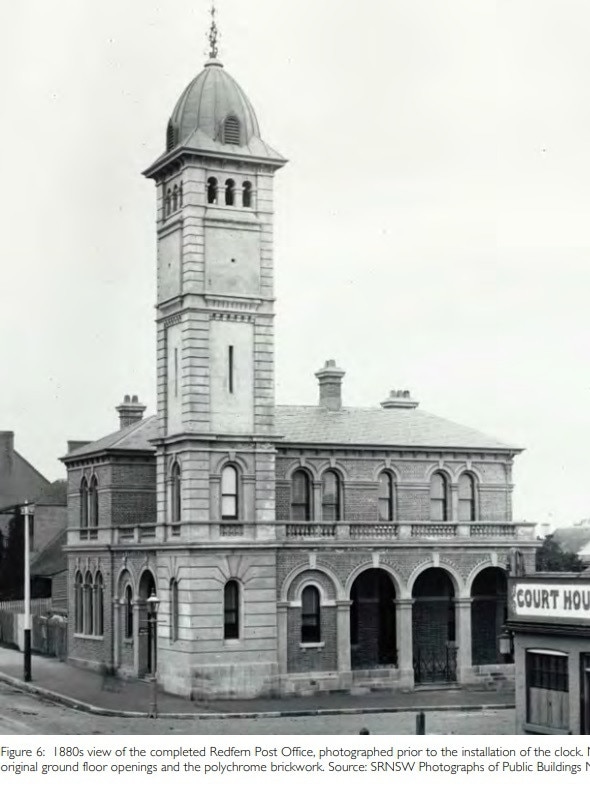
left=224, top=580, right=240, bottom=639
left=165, top=189, right=172, bottom=216
left=242, top=181, right=252, bottom=208
left=94, top=572, right=104, bottom=637
left=170, top=578, right=179, bottom=641
left=301, top=585, right=321, bottom=643
left=74, top=571, right=83, bottom=633
left=89, top=476, right=98, bottom=529
left=171, top=462, right=181, bottom=523
left=80, top=478, right=88, bottom=529
left=172, top=185, right=178, bottom=212
left=221, top=465, right=239, bottom=520
left=124, top=584, right=133, bottom=639
left=225, top=179, right=235, bottom=206
left=378, top=471, right=395, bottom=522
left=458, top=473, right=476, bottom=522
left=321, top=470, right=342, bottom=522
left=291, top=469, right=312, bottom=521
left=207, top=177, right=218, bottom=204
left=430, top=472, right=449, bottom=522
left=83, top=570, right=94, bottom=635
left=223, top=115, right=241, bottom=145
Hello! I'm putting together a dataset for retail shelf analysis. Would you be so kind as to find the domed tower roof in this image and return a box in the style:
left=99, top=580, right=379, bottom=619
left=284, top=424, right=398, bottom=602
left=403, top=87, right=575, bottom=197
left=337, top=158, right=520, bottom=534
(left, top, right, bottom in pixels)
left=167, top=58, right=260, bottom=150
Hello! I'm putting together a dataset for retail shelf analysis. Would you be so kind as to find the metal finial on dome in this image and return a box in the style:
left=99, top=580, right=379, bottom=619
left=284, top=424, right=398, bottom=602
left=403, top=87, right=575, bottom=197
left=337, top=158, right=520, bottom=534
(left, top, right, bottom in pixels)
left=208, top=1, right=220, bottom=59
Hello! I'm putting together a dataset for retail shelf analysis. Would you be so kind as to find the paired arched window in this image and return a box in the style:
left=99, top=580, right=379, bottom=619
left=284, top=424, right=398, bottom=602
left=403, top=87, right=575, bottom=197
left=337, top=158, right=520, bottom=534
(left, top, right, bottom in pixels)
left=124, top=585, right=134, bottom=639
left=291, top=469, right=312, bottom=521
left=223, top=115, right=241, bottom=145
left=458, top=473, right=477, bottom=522
left=207, top=177, right=218, bottom=204
left=242, top=181, right=252, bottom=208
left=74, top=570, right=103, bottom=637
left=430, top=472, right=449, bottom=522
left=225, top=179, right=235, bottom=206
left=221, top=465, right=239, bottom=520
left=378, top=471, right=396, bottom=522
left=170, top=579, right=179, bottom=642
left=80, top=478, right=88, bottom=529
left=171, top=462, right=181, bottom=523
left=321, top=470, right=342, bottom=522
left=164, top=182, right=183, bottom=216
left=301, top=586, right=321, bottom=643
left=224, top=580, right=240, bottom=639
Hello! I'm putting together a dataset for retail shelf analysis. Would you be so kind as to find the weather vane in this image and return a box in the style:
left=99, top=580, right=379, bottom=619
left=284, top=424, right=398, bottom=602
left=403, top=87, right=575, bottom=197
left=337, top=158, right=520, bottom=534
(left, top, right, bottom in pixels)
left=208, top=1, right=220, bottom=59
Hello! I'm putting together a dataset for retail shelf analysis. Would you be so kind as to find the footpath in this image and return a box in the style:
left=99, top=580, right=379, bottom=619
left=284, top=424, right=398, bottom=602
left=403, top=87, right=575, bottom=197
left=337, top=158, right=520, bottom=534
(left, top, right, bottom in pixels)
left=0, top=647, right=515, bottom=720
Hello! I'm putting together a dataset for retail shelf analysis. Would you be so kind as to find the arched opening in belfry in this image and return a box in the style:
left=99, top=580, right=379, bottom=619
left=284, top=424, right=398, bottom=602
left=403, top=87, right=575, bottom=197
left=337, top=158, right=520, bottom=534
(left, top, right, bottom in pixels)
left=471, top=567, right=508, bottom=665
left=350, top=569, right=396, bottom=670
left=412, top=568, right=456, bottom=683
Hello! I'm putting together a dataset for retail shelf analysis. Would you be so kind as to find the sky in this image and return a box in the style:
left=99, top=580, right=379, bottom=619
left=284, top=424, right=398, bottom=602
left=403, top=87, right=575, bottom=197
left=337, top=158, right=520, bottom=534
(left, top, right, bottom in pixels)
left=1, top=0, right=590, bottom=528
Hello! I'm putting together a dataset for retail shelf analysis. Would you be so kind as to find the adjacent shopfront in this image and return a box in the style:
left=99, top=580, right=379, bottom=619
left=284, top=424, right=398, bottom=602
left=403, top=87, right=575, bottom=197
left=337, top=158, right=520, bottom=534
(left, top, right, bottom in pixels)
left=507, top=574, right=590, bottom=735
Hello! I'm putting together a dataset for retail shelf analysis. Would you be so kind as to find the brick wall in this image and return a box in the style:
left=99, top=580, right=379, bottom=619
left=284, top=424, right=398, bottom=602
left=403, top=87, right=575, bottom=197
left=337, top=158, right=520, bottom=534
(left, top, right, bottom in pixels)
left=286, top=606, right=337, bottom=673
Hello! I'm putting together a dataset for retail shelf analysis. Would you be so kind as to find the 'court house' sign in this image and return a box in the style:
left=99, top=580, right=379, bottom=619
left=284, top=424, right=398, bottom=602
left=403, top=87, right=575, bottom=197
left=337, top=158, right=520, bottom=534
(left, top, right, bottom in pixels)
left=512, top=582, right=590, bottom=622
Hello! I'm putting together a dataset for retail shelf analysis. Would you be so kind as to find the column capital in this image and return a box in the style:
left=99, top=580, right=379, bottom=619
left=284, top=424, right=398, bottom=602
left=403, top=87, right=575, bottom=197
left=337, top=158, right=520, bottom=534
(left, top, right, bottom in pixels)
left=336, top=600, right=353, bottom=608
left=455, top=597, right=473, bottom=607
left=395, top=598, right=414, bottom=608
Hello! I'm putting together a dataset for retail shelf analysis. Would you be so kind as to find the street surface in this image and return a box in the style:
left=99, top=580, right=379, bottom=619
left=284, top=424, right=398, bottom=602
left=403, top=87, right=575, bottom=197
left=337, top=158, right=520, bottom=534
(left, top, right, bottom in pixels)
left=0, top=683, right=515, bottom=735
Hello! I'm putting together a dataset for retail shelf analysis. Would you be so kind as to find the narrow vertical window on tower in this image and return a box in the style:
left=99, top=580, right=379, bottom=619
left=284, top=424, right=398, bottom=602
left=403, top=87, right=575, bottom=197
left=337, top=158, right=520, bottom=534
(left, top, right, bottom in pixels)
left=225, top=179, right=235, bottom=206
left=80, top=478, right=88, bottom=530
left=170, top=579, right=179, bottom=641
left=165, top=189, right=172, bottom=216
left=174, top=347, right=179, bottom=398
left=207, top=177, right=218, bottom=204
left=224, top=580, right=240, bottom=639
left=242, top=181, right=252, bottom=208
left=223, top=115, right=241, bottom=145
left=221, top=465, right=239, bottom=520
left=171, top=462, right=181, bottom=523
left=228, top=345, right=234, bottom=393
left=172, top=185, right=178, bottom=212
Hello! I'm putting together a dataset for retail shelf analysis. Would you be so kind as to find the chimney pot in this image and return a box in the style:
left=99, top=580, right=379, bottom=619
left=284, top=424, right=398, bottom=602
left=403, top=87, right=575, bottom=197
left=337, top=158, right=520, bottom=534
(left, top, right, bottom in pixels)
left=380, top=389, right=419, bottom=410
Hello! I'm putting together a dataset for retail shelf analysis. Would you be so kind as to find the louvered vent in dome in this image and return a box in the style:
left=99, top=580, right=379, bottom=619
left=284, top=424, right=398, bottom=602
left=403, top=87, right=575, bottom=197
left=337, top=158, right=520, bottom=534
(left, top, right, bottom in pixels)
left=223, top=116, right=241, bottom=145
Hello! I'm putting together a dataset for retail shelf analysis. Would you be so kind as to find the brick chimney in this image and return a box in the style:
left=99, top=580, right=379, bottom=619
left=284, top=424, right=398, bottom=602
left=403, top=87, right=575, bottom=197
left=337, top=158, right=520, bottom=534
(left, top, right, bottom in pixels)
left=315, top=360, right=345, bottom=411
left=116, top=395, right=146, bottom=429
left=380, top=389, right=419, bottom=409
left=0, top=431, right=15, bottom=473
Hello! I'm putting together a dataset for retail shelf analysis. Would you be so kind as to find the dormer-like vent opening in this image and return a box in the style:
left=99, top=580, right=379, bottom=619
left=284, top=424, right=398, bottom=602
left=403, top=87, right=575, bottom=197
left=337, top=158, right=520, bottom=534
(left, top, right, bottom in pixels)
left=166, top=121, right=177, bottom=152
left=223, top=115, right=241, bottom=145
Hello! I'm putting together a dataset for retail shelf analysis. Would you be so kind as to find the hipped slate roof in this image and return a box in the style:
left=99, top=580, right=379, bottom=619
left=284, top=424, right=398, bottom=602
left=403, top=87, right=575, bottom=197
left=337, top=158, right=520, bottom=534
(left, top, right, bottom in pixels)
left=64, top=405, right=517, bottom=460
left=274, top=406, right=518, bottom=451
left=64, top=416, right=159, bottom=460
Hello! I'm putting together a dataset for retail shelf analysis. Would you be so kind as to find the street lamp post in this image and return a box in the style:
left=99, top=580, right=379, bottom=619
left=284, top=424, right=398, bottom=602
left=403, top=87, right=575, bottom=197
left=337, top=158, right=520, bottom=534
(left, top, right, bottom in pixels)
left=22, top=502, right=32, bottom=682
left=147, top=591, right=160, bottom=718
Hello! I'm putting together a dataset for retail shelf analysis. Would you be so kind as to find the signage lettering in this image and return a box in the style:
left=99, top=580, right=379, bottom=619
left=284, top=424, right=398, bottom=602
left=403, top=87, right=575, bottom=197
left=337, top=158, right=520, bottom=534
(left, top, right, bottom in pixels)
left=512, top=583, right=590, bottom=621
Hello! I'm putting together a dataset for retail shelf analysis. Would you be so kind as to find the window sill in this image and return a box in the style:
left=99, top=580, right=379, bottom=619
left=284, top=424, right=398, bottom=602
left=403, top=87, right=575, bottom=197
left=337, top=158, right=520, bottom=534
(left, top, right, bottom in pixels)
left=299, top=641, right=325, bottom=651
left=523, top=722, right=571, bottom=735
left=74, top=634, right=104, bottom=641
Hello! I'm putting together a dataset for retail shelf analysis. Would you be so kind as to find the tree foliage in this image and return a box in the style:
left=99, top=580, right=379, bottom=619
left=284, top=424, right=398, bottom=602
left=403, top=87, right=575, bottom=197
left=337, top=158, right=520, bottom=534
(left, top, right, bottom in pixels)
left=536, top=533, right=585, bottom=572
